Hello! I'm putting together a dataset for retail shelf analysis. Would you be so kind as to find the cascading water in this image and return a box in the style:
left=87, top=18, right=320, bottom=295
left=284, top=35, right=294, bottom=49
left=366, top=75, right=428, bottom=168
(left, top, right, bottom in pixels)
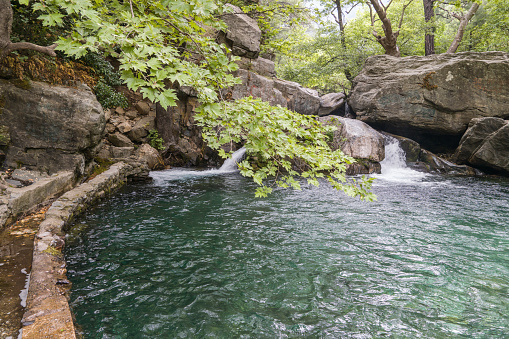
left=378, top=135, right=427, bottom=183
left=218, top=147, right=246, bottom=172
left=149, top=147, right=246, bottom=184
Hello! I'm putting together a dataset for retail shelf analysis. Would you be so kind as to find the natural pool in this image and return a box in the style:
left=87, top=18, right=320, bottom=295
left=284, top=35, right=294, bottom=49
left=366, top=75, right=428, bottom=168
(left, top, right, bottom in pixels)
left=65, top=154, right=509, bottom=338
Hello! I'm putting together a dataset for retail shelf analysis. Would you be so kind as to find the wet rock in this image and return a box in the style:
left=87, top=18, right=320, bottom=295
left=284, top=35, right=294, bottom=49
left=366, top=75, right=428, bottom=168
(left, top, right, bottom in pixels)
left=469, top=123, right=509, bottom=174
left=320, top=116, right=385, bottom=162
left=453, top=117, right=508, bottom=164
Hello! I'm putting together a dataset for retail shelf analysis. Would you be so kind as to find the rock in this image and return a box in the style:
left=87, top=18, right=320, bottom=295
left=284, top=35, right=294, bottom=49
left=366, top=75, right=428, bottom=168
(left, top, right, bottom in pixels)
left=5, top=178, right=23, bottom=188
left=318, top=93, right=346, bottom=116
left=469, top=123, right=509, bottom=174
left=110, top=146, right=135, bottom=159
left=228, top=69, right=287, bottom=107
left=320, top=116, right=385, bottom=162
left=11, top=169, right=48, bottom=183
left=414, top=149, right=478, bottom=175
left=220, top=4, right=261, bottom=59
left=135, top=144, right=165, bottom=170
left=108, top=132, right=134, bottom=148
left=115, top=106, right=125, bottom=115
left=95, top=144, right=111, bottom=160
left=453, top=117, right=508, bottom=164
left=127, top=116, right=156, bottom=143
left=274, top=79, right=321, bottom=115
left=349, top=52, right=509, bottom=152
left=117, top=121, right=132, bottom=134
left=125, top=109, right=138, bottom=120
left=0, top=125, right=10, bottom=146
left=135, top=101, right=150, bottom=116
left=105, top=123, right=116, bottom=134
left=104, top=108, right=112, bottom=122
left=235, top=57, right=276, bottom=77
left=1, top=80, right=105, bottom=174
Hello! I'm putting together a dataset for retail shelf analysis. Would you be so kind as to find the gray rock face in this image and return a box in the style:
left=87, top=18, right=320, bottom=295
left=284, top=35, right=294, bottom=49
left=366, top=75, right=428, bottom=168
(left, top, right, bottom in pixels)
left=321, top=116, right=385, bottom=162
left=236, top=57, right=276, bottom=77
left=320, top=116, right=385, bottom=175
left=318, top=93, right=346, bottom=116
left=1, top=80, right=105, bottom=174
left=220, top=4, right=261, bottom=59
left=453, top=117, right=508, bottom=164
left=469, top=123, right=509, bottom=174
left=349, top=52, right=509, bottom=152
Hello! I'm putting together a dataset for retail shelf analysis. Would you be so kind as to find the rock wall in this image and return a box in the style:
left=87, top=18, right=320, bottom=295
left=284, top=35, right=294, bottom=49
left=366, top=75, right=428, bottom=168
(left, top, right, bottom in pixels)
left=349, top=52, right=509, bottom=152
left=0, top=80, right=105, bottom=175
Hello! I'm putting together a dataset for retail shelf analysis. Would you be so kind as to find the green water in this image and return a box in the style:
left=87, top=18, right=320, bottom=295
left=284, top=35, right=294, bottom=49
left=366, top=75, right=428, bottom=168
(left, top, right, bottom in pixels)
left=66, top=170, right=509, bottom=338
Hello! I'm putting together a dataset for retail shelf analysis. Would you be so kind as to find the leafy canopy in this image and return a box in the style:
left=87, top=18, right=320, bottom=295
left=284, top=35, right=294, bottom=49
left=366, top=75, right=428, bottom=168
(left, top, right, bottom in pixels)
left=16, top=0, right=375, bottom=200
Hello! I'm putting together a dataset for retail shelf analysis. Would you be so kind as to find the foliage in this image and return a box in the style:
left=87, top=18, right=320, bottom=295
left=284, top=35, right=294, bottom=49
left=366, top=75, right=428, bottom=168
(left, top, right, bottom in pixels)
left=147, top=129, right=165, bottom=151
left=93, top=79, right=128, bottom=109
left=224, top=0, right=310, bottom=57
left=196, top=97, right=376, bottom=200
left=81, top=53, right=123, bottom=87
left=13, top=0, right=375, bottom=199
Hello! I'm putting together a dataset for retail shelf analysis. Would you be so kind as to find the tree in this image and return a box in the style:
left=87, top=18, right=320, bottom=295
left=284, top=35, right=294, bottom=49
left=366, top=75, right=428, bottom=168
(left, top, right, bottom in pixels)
left=423, top=0, right=435, bottom=55
left=367, top=0, right=414, bottom=57
left=0, top=0, right=375, bottom=200
left=443, top=1, right=480, bottom=53
left=0, top=0, right=56, bottom=57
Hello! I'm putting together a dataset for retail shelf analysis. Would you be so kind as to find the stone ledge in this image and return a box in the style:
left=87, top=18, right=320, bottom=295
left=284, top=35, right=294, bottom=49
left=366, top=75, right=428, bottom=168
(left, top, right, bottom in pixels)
left=21, top=162, right=132, bottom=339
left=0, top=172, right=76, bottom=231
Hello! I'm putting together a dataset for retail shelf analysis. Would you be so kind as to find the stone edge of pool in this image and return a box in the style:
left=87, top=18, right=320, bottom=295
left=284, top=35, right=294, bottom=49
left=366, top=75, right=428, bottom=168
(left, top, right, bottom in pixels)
left=20, top=162, right=133, bottom=339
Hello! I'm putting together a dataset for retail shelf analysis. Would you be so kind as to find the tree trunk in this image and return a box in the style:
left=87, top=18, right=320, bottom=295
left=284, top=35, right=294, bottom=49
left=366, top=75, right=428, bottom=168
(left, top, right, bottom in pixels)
left=423, top=0, right=435, bottom=55
left=369, top=0, right=401, bottom=57
left=0, top=0, right=57, bottom=58
left=334, top=0, right=346, bottom=48
left=446, top=2, right=480, bottom=53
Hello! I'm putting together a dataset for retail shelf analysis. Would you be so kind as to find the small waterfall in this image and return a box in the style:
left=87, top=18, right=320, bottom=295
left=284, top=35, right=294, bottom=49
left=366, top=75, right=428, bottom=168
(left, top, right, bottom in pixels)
left=150, top=147, right=246, bottom=184
left=218, top=147, right=246, bottom=172
left=378, top=136, right=427, bottom=183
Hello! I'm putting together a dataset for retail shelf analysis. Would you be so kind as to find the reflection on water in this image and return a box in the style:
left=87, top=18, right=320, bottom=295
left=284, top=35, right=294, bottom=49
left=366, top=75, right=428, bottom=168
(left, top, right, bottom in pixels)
left=66, top=169, right=509, bottom=338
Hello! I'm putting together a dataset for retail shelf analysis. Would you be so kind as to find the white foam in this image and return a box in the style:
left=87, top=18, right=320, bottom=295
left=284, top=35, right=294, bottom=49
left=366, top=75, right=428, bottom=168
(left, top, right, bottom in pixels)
left=149, top=147, right=246, bottom=185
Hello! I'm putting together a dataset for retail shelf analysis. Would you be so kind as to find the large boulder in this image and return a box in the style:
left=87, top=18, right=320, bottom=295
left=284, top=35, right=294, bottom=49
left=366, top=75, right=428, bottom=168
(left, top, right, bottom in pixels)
left=320, top=116, right=385, bottom=175
left=453, top=117, right=508, bottom=164
left=220, top=4, right=261, bottom=59
left=1, top=80, right=105, bottom=175
left=349, top=52, right=509, bottom=152
left=469, top=123, right=509, bottom=174
left=274, top=79, right=321, bottom=116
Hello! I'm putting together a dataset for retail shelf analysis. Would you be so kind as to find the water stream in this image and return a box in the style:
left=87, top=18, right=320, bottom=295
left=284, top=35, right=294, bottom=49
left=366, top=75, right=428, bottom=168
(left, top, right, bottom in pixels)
left=66, top=144, right=509, bottom=338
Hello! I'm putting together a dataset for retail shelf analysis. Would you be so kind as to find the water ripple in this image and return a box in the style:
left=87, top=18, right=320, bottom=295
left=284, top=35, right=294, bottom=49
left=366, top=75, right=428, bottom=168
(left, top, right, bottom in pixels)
left=66, top=174, right=509, bottom=338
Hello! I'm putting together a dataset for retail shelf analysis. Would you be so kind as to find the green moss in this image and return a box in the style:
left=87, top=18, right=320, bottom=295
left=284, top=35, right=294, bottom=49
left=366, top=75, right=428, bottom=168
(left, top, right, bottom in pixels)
left=42, top=246, right=61, bottom=256
left=9, top=79, right=32, bottom=90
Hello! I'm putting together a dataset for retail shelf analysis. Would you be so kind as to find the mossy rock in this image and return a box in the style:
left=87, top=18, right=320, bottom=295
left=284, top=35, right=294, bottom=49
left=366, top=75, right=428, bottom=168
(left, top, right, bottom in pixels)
left=0, top=125, right=10, bottom=146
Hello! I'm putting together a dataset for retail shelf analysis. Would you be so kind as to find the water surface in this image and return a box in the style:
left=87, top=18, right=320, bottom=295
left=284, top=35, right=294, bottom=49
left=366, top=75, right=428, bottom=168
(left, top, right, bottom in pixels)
left=66, top=167, right=509, bottom=338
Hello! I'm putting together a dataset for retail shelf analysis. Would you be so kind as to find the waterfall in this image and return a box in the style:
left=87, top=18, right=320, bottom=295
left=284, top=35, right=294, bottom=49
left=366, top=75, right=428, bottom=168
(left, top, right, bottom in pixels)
left=150, top=147, right=246, bottom=184
left=218, top=147, right=246, bottom=172
left=378, top=136, right=427, bottom=183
